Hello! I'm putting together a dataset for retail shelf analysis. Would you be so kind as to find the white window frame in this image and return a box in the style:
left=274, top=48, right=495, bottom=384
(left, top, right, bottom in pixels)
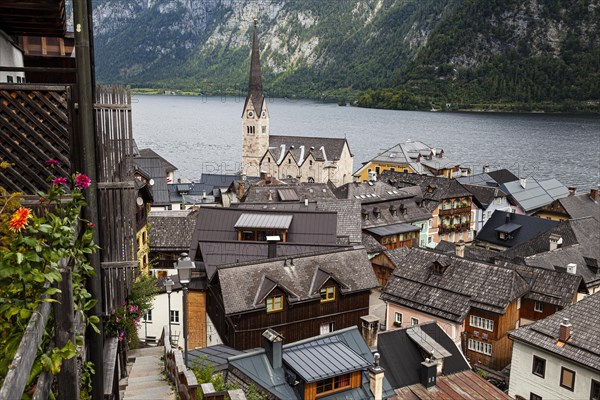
left=534, top=301, right=544, bottom=313
left=468, top=338, right=492, bottom=356
left=394, top=312, right=403, bottom=325
left=411, top=317, right=419, bottom=326
left=470, top=315, right=494, bottom=332
left=143, top=309, right=153, bottom=322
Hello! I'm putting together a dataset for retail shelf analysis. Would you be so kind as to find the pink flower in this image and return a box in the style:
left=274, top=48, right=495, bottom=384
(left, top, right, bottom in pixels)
left=75, top=173, right=91, bottom=189
left=115, top=316, right=119, bottom=323
left=88, top=223, right=96, bottom=228
left=45, top=159, right=60, bottom=167
left=52, top=177, right=68, bottom=186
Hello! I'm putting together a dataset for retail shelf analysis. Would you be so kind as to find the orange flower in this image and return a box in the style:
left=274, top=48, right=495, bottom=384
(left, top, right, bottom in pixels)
left=8, top=207, right=32, bottom=232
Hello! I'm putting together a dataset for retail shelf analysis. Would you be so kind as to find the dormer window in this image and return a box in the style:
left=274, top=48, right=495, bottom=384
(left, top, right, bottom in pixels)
left=316, top=374, right=351, bottom=396
left=266, top=295, right=283, bottom=312
left=320, top=287, right=335, bottom=302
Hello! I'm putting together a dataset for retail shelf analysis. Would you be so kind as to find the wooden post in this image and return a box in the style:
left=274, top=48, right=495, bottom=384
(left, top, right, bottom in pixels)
left=54, top=264, right=79, bottom=399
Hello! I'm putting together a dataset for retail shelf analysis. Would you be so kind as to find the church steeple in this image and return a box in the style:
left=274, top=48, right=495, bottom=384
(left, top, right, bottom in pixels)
left=247, top=19, right=264, bottom=116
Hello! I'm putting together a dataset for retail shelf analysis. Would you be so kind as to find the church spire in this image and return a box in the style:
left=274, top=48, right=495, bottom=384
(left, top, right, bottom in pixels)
left=247, top=19, right=264, bottom=116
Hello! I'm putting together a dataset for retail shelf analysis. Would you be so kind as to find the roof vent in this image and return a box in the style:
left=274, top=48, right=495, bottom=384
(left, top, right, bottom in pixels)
left=566, top=263, right=577, bottom=275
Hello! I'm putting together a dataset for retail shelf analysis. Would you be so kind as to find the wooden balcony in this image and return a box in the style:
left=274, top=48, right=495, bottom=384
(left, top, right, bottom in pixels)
left=439, top=223, right=470, bottom=234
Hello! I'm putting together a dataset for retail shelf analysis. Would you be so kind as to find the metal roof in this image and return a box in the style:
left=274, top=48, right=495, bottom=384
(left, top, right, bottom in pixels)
left=283, top=338, right=371, bottom=383
left=501, top=178, right=569, bottom=212
left=494, top=223, right=522, bottom=234
left=234, top=213, right=293, bottom=230
left=365, top=223, right=420, bottom=237
left=277, top=188, right=300, bottom=202
left=405, top=326, right=452, bottom=358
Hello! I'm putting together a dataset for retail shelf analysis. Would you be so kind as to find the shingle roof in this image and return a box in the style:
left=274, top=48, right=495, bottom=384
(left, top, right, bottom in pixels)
left=361, top=233, right=386, bottom=254
left=434, top=242, right=582, bottom=307
left=242, top=182, right=337, bottom=203
left=268, top=135, right=349, bottom=164
left=195, top=240, right=348, bottom=279
left=361, top=199, right=432, bottom=229
left=456, top=172, right=499, bottom=187
left=133, top=156, right=172, bottom=206
left=378, top=322, right=470, bottom=389
left=381, top=247, right=530, bottom=321
left=499, top=219, right=579, bottom=260
left=138, top=148, right=178, bottom=172
left=316, top=199, right=363, bottom=244
left=333, top=181, right=422, bottom=203
left=215, top=247, right=379, bottom=315
left=476, top=210, right=559, bottom=249
left=500, top=177, right=569, bottom=213
left=509, top=292, right=600, bottom=371
left=228, top=327, right=396, bottom=400
left=460, top=183, right=507, bottom=209
left=557, top=193, right=600, bottom=220
left=381, top=171, right=471, bottom=206
left=148, top=210, right=198, bottom=251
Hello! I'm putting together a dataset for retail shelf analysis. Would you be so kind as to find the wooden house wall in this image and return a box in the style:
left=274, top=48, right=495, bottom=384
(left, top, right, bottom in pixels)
left=188, top=291, right=207, bottom=349
left=464, top=301, right=519, bottom=371
left=209, top=281, right=371, bottom=350
left=519, top=298, right=561, bottom=322
left=371, top=252, right=396, bottom=288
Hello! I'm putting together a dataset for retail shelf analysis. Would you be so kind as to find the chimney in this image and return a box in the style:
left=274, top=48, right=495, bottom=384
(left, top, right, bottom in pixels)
left=591, top=187, right=599, bottom=202
left=238, top=181, right=245, bottom=197
left=566, top=263, right=577, bottom=275
left=242, top=172, right=247, bottom=181
left=360, top=315, right=379, bottom=348
left=420, top=358, right=437, bottom=389
left=202, top=190, right=207, bottom=199
left=262, top=329, right=283, bottom=370
left=455, top=240, right=465, bottom=258
left=519, top=177, right=527, bottom=189
left=304, top=197, right=309, bottom=207
left=268, top=190, right=273, bottom=202
left=549, top=234, right=563, bottom=251
left=505, top=212, right=511, bottom=224
left=369, top=353, right=385, bottom=400
left=568, top=186, right=577, bottom=196
left=483, top=164, right=490, bottom=174
left=559, top=318, right=572, bottom=342
left=267, top=236, right=280, bottom=258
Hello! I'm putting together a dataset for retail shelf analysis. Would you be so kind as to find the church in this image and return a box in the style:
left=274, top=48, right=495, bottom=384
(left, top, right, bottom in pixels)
left=241, top=22, right=353, bottom=186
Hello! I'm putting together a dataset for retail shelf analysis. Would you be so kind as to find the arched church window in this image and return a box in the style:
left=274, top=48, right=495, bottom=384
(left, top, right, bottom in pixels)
left=308, top=177, right=315, bottom=183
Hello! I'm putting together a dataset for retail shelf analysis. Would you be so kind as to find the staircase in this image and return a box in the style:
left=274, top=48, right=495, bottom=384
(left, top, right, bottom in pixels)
left=121, top=346, right=176, bottom=400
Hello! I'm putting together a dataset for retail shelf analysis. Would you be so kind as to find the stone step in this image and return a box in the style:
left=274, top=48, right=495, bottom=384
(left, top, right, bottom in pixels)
left=125, top=379, right=170, bottom=391
left=126, top=375, right=167, bottom=385
left=123, top=385, right=174, bottom=399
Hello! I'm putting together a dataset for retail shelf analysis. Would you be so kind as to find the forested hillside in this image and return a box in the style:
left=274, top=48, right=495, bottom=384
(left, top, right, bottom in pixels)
left=92, top=0, right=599, bottom=112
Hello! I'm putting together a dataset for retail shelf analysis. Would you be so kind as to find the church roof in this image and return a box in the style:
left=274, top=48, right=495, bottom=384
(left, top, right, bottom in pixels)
left=268, top=135, right=349, bottom=165
left=243, top=20, right=265, bottom=117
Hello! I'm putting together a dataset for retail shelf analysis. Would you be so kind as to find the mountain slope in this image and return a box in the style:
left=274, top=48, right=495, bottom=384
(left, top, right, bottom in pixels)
left=91, top=0, right=599, bottom=110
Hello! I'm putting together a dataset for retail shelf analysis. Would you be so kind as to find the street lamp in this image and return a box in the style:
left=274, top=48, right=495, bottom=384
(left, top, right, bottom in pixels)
left=174, top=252, right=195, bottom=368
left=163, top=277, right=174, bottom=345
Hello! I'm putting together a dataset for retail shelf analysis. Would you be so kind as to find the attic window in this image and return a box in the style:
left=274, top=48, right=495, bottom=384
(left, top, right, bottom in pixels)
left=266, top=295, right=283, bottom=312
left=320, top=287, right=335, bottom=302
left=432, top=260, right=449, bottom=275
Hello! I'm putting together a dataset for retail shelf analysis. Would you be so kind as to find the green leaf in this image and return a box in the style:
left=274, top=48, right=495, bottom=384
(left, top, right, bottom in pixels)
left=15, top=253, right=24, bottom=264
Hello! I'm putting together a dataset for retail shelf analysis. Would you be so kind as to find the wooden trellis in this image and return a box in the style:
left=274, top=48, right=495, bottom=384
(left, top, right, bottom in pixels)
left=0, top=84, right=73, bottom=193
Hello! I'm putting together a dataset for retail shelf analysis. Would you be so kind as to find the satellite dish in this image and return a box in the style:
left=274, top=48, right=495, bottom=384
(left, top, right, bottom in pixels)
left=136, top=197, right=143, bottom=206
left=149, top=179, right=155, bottom=186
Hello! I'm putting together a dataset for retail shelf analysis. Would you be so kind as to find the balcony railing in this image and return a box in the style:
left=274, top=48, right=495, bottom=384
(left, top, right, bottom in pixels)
left=439, top=223, right=470, bottom=234
left=439, top=204, right=471, bottom=216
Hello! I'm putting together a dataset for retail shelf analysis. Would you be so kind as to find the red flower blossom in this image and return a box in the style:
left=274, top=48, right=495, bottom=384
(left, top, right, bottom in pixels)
left=45, top=159, right=61, bottom=167
left=8, top=207, right=32, bottom=232
left=52, top=177, right=68, bottom=186
left=75, top=173, right=91, bottom=189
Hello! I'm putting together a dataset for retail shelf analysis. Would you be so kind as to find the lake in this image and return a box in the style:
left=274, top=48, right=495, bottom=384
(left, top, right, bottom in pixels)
left=131, top=95, right=600, bottom=190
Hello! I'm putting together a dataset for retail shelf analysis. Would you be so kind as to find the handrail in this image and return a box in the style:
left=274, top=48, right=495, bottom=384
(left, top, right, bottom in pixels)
left=0, top=284, right=52, bottom=400
left=160, top=325, right=199, bottom=400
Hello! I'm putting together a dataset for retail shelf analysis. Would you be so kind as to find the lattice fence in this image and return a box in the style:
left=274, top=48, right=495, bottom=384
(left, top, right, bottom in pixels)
left=95, top=84, right=138, bottom=315
left=0, top=84, right=72, bottom=193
